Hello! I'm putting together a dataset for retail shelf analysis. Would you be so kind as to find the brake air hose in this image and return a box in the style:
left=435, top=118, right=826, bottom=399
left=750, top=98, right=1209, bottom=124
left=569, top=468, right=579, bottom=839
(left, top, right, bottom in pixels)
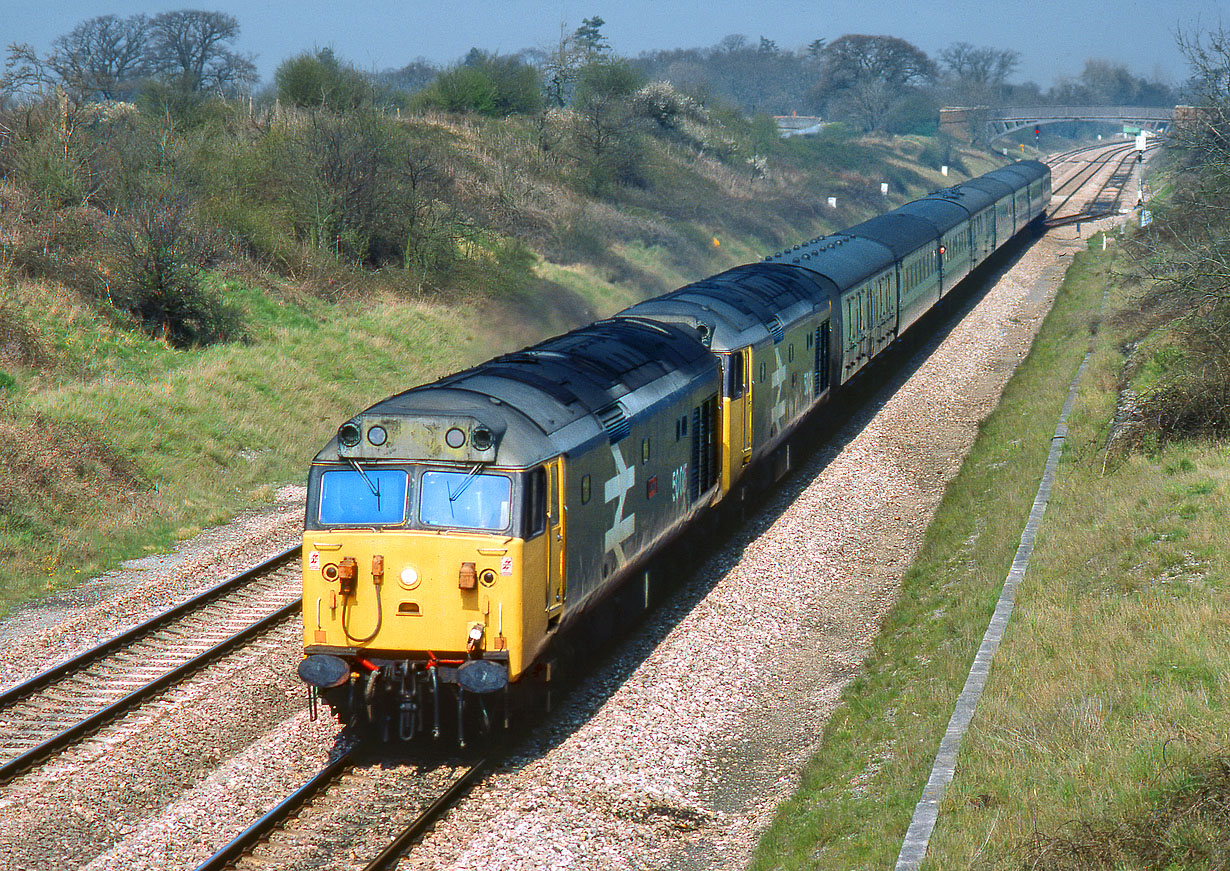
left=342, top=582, right=383, bottom=643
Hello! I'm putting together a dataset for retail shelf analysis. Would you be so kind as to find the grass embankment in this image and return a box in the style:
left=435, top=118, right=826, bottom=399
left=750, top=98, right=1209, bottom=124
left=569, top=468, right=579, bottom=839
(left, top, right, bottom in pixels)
left=0, top=118, right=998, bottom=617
left=752, top=230, right=1230, bottom=868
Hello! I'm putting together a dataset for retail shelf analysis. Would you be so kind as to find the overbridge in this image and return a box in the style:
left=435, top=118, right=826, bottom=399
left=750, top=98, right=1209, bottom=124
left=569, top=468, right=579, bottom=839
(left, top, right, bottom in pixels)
left=941, top=105, right=1180, bottom=144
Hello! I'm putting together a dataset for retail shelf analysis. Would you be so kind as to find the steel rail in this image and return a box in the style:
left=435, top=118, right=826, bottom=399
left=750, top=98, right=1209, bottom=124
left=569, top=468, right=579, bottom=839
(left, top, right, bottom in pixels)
left=361, top=759, right=491, bottom=871
left=1047, top=144, right=1151, bottom=224
left=1048, top=145, right=1126, bottom=196
left=0, top=598, right=302, bottom=785
left=189, top=756, right=490, bottom=871
left=1090, top=147, right=1144, bottom=214
left=190, top=750, right=355, bottom=871
left=1049, top=143, right=1133, bottom=202
left=1046, top=142, right=1116, bottom=163
left=1045, top=145, right=1149, bottom=228
left=0, top=545, right=300, bottom=711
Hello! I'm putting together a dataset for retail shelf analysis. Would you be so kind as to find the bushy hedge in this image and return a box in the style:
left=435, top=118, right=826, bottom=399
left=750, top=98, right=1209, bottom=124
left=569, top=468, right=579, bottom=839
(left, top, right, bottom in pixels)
left=413, top=52, right=543, bottom=117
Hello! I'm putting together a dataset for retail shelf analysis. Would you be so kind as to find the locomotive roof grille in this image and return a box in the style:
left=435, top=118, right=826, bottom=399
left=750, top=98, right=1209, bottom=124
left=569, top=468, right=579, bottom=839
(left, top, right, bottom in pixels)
left=596, top=402, right=631, bottom=443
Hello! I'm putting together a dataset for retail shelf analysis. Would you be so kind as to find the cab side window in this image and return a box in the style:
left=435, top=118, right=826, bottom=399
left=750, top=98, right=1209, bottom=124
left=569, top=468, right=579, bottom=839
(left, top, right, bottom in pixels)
left=723, top=352, right=744, bottom=399
left=523, top=468, right=547, bottom=538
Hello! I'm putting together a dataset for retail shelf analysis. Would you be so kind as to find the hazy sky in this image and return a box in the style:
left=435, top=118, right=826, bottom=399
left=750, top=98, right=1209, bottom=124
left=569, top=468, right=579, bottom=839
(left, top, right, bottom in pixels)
left=3, top=0, right=1226, bottom=90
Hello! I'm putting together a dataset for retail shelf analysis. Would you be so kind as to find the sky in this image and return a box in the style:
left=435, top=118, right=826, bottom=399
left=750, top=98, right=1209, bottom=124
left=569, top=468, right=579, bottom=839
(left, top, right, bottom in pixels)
left=2, top=0, right=1226, bottom=91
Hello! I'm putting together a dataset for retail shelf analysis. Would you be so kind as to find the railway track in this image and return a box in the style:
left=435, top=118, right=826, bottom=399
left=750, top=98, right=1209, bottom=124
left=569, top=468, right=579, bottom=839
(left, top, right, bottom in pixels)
left=1048, top=143, right=1135, bottom=212
left=1083, top=146, right=1144, bottom=215
left=0, top=545, right=301, bottom=784
left=192, top=751, right=491, bottom=871
left=1045, top=141, right=1153, bottom=226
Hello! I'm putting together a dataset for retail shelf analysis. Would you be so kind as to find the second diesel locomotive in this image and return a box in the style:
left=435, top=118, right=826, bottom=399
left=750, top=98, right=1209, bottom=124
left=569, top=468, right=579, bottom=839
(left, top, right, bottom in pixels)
left=297, top=160, right=1051, bottom=741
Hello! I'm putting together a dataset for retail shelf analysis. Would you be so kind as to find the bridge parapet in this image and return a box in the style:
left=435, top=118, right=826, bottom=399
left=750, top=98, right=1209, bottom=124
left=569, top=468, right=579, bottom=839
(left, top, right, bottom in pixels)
left=941, top=105, right=1177, bottom=144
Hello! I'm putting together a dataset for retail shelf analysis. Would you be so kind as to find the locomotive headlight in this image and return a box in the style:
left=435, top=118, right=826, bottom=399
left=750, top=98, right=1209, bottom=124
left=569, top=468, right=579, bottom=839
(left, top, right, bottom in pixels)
left=471, top=426, right=493, bottom=451
left=338, top=421, right=361, bottom=447
left=399, top=566, right=420, bottom=590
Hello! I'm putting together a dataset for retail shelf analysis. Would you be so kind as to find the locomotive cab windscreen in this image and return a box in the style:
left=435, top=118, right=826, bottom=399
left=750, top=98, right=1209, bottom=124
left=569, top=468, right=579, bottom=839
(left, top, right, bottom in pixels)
left=308, top=462, right=528, bottom=534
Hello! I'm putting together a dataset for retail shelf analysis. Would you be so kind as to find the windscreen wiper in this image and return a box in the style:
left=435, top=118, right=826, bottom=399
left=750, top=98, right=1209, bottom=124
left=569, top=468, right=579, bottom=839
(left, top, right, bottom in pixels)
left=448, top=464, right=483, bottom=503
left=348, top=458, right=381, bottom=507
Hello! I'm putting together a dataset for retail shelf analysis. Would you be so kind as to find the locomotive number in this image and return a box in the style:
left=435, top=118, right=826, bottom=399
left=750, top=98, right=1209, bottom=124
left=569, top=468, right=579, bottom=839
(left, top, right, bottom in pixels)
left=671, top=464, right=688, bottom=503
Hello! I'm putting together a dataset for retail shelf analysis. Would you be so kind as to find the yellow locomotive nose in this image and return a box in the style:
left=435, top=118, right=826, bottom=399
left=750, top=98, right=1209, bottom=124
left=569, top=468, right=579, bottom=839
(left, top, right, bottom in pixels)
left=302, top=530, right=532, bottom=678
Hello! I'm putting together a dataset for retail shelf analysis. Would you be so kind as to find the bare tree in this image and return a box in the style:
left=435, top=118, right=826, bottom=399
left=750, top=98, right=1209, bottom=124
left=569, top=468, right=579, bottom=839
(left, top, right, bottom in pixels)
left=535, top=17, right=614, bottom=109
left=536, top=22, right=581, bottom=108
left=49, top=15, right=150, bottom=100
left=940, top=42, right=1018, bottom=86
left=147, top=10, right=255, bottom=93
left=1, top=43, right=53, bottom=99
left=821, top=34, right=936, bottom=91
left=939, top=42, right=1019, bottom=107
left=831, top=76, right=896, bottom=131
left=815, top=34, right=935, bottom=130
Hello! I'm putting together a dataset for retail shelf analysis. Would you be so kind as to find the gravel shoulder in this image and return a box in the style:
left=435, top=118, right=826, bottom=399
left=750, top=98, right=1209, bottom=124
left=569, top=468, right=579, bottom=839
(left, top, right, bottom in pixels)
left=0, top=215, right=1110, bottom=871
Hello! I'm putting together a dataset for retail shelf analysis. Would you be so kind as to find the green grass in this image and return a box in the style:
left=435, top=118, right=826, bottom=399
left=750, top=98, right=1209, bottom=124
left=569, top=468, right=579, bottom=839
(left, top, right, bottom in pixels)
left=925, top=439, right=1230, bottom=868
left=749, top=234, right=1123, bottom=869
left=754, top=224, right=1230, bottom=868
left=0, top=280, right=483, bottom=610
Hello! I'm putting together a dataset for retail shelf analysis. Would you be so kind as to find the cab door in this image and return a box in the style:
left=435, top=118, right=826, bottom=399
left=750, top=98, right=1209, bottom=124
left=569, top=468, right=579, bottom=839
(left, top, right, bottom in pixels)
left=739, top=348, right=753, bottom=462
left=545, top=457, right=566, bottom=619
left=719, top=349, right=752, bottom=494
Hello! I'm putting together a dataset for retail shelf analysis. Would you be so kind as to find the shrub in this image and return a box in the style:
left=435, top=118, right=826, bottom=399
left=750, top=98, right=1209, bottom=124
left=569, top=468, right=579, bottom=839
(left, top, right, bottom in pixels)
left=567, top=60, right=649, bottom=194
left=630, top=81, right=708, bottom=131
left=108, top=188, right=242, bottom=347
left=413, top=52, right=543, bottom=117
left=0, top=105, right=95, bottom=207
left=275, top=48, right=373, bottom=111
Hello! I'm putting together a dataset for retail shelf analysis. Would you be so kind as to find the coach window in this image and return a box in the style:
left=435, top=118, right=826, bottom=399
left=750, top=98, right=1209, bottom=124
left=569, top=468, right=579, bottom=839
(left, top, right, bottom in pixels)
left=581, top=474, right=591, bottom=505
left=788, top=343, right=794, bottom=363
left=641, top=437, right=651, bottom=464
